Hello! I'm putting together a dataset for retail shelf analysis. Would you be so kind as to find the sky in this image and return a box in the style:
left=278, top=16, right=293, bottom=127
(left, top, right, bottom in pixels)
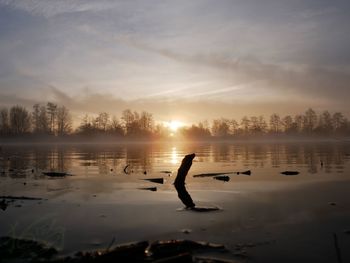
left=0, top=0, right=350, bottom=125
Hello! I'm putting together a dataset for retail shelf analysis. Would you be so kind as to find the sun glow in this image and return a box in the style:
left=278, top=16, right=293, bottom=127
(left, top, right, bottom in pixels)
left=164, top=121, right=184, bottom=132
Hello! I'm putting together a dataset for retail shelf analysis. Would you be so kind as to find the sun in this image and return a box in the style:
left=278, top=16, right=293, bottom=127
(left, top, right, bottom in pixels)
left=164, top=120, right=184, bottom=132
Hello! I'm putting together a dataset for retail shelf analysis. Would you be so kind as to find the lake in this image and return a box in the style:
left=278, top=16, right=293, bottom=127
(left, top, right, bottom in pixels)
left=1, top=142, right=350, bottom=262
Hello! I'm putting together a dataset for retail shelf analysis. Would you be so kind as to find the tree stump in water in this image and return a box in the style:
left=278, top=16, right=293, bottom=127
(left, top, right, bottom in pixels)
left=174, top=153, right=196, bottom=208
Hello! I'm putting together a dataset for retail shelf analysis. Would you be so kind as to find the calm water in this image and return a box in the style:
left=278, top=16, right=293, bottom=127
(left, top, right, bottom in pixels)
left=1, top=142, right=350, bottom=261
left=1, top=142, right=349, bottom=182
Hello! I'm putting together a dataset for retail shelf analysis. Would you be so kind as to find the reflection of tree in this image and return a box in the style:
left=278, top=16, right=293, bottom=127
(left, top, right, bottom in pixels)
left=0, top=143, right=348, bottom=180
left=125, top=144, right=153, bottom=172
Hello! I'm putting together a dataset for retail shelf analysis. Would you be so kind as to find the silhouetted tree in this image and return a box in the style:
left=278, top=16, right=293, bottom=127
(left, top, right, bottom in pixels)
left=38, top=105, right=49, bottom=134
left=229, top=119, right=239, bottom=136
left=317, top=111, right=333, bottom=135
left=212, top=118, right=230, bottom=137
left=332, top=112, right=347, bottom=134
left=9, top=105, right=30, bottom=135
left=294, top=114, right=304, bottom=133
left=270, top=113, right=282, bottom=133
left=56, top=106, right=72, bottom=135
left=250, top=116, right=267, bottom=135
left=282, top=115, right=295, bottom=133
left=108, top=116, right=124, bottom=136
left=47, top=102, right=57, bottom=135
left=303, top=108, right=317, bottom=133
left=0, top=108, right=10, bottom=136
left=181, top=123, right=211, bottom=139
left=139, top=111, right=154, bottom=134
left=77, top=114, right=94, bottom=135
left=32, top=104, right=40, bottom=133
left=95, top=112, right=110, bottom=132
left=240, top=116, right=250, bottom=136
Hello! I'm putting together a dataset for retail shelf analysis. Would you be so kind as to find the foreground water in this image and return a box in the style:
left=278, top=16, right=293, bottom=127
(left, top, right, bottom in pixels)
left=0, top=142, right=350, bottom=262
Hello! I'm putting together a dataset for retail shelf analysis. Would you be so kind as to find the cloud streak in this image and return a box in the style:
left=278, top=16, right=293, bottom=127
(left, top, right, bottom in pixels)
left=120, top=36, right=350, bottom=103
left=1, top=0, right=350, bottom=121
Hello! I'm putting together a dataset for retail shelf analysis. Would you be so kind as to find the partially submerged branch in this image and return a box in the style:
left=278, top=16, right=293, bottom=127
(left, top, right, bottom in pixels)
left=174, top=153, right=196, bottom=208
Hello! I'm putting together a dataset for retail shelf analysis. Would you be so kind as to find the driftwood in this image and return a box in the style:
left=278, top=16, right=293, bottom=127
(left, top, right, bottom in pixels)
left=138, top=187, right=157, bottom=192
left=123, top=165, right=130, bottom=174
left=193, top=170, right=251, bottom=178
left=0, top=196, right=43, bottom=200
left=193, top=172, right=232, bottom=178
left=281, top=171, right=299, bottom=176
left=213, top=175, right=230, bottom=182
left=142, top=178, right=164, bottom=184
left=43, top=172, right=71, bottom=177
left=174, top=153, right=196, bottom=208
left=238, top=170, right=251, bottom=175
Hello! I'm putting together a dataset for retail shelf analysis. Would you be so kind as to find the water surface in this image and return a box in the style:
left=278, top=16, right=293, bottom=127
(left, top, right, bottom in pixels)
left=0, top=142, right=349, bottom=262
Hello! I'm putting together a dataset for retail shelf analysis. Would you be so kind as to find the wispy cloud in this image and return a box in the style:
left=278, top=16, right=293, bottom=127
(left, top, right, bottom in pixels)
left=120, top=36, right=350, bottom=102
left=0, top=0, right=118, bottom=17
left=1, top=0, right=350, bottom=120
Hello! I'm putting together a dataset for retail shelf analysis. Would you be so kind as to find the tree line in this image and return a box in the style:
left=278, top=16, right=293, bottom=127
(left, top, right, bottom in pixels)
left=0, top=103, right=349, bottom=140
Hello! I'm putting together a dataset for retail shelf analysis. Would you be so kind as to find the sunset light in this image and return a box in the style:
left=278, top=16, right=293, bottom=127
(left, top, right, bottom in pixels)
left=164, top=121, right=184, bottom=132
left=1, top=1, right=350, bottom=262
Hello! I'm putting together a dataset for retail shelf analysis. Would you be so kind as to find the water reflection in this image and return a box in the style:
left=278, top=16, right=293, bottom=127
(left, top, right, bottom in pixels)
left=170, top=147, right=178, bottom=165
left=0, top=143, right=349, bottom=179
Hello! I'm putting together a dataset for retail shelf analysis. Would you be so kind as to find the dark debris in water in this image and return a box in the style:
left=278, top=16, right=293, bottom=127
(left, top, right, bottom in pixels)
left=237, top=170, right=251, bottom=176
left=0, top=236, right=58, bottom=262
left=0, top=237, right=242, bottom=263
left=0, top=195, right=44, bottom=200
left=0, top=196, right=45, bottom=211
left=0, top=199, right=9, bottom=211
left=213, top=176, right=230, bottom=182
left=280, top=171, right=299, bottom=176
left=43, top=172, right=72, bottom=177
left=142, top=178, right=165, bottom=184
left=193, top=172, right=232, bottom=178
left=138, top=187, right=157, bottom=192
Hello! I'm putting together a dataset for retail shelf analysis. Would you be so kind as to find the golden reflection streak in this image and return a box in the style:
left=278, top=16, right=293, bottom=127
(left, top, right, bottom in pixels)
left=171, top=147, right=178, bottom=164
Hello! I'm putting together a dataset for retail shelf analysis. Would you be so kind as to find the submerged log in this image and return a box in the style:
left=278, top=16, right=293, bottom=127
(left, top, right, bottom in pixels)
left=174, top=153, right=196, bottom=208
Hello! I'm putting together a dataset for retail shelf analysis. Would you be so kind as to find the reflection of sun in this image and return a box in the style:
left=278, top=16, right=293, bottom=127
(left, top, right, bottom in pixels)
left=171, top=147, right=178, bottom=164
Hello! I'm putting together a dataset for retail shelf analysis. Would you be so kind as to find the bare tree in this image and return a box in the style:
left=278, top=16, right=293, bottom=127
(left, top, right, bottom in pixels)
left=139, top=111, right=154, bottom=133
left=0, top=108, right=10, bottom=136
left=270, top=113, right=282, bottom=133
left=57, top=106, right=72, bottom=135
left=39, top=105, right=49, bottom=133
left=229, top=119, right=239, bottom=136
left=109, top=116, right=124, bottom=136
left=47, top=102, right=57, bottom=135
left=318, top=111, right=333, bottom=134
left=303, top=108, right=317, bottom=133
left=9, top=106, right=31, bottom=135
left=95, top=112, right=109, bottom=132
left=294, top=114, right=303, bottom=133
left=32, top=104, right=40, bottom=133
left=282, top=115, right=294, bottom=133
left=332, top=112, right=347, bottom=133
left=212, top=118, right=230, bottom=137
left=240, top=116, right=250, bottom=136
